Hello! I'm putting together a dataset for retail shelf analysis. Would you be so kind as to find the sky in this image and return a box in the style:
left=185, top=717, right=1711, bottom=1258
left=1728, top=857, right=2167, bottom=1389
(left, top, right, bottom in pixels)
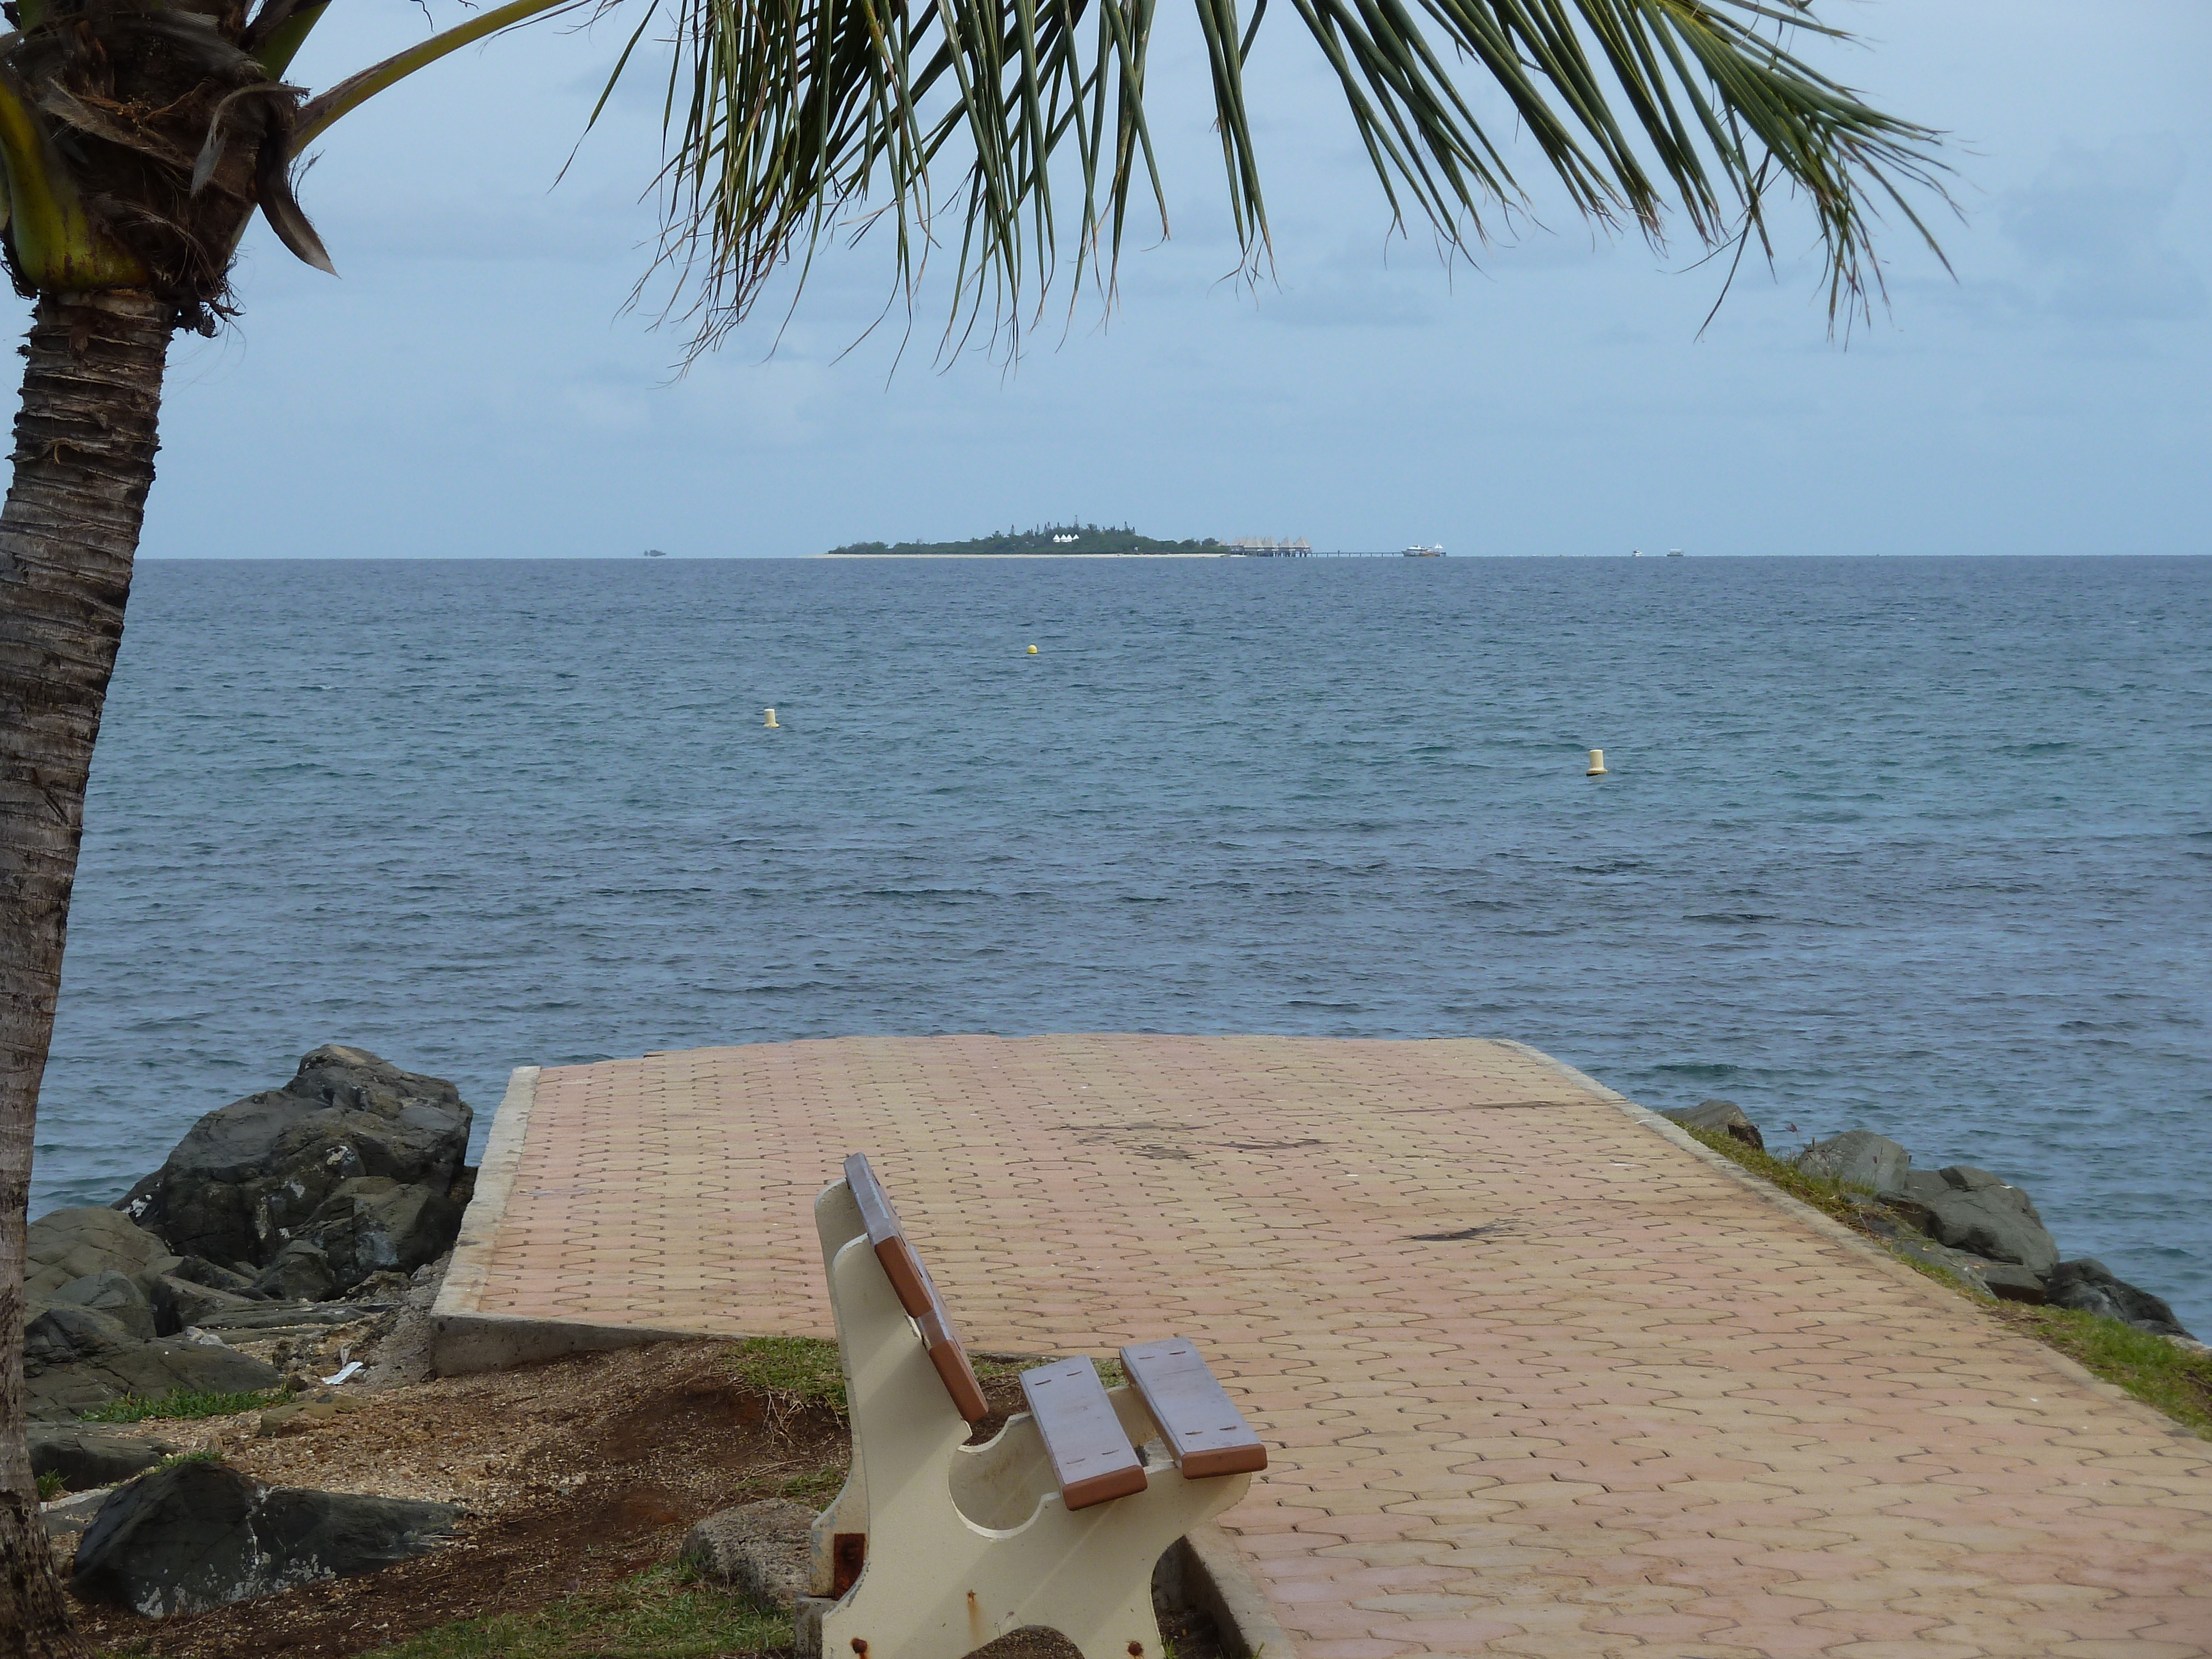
left=48, top=0, right=2212, bottom=559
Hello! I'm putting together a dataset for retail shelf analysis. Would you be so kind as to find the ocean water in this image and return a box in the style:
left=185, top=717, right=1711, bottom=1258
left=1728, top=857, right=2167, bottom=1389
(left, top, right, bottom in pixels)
left=32, top=555, right=2212, bottom=1330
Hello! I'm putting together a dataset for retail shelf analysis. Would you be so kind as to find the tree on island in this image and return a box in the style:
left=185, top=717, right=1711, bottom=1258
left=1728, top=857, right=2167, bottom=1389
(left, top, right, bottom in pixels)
left=828, top=523, right=1224, bottom=555
left=0, top=0, right=1945, bottom=1643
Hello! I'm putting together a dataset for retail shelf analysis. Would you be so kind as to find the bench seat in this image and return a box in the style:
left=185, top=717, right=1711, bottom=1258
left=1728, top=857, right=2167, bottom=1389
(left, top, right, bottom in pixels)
left=1121, top=1339, right=1269, bottom=1478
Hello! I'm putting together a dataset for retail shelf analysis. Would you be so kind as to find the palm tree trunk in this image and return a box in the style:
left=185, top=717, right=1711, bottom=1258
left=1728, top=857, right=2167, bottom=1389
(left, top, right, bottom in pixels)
left=0, top=287, right=168, bottom=1658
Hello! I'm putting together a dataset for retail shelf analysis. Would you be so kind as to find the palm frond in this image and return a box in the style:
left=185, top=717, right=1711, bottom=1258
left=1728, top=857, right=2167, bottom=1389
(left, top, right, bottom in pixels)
left=614, top=0, right=1949, bottom=354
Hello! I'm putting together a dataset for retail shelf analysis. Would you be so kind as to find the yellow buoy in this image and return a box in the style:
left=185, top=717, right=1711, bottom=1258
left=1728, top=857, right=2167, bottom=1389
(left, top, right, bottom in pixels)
left=1027, top=644, right=1039, bottom=654
left=764, top=708, right=780, bottom=729
left=1587, top=748, right=1607, bottom=776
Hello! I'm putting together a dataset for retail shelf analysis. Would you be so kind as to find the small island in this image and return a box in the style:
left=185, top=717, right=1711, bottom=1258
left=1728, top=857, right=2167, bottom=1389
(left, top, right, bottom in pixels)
left=824, top=522, right=1225, bottom=557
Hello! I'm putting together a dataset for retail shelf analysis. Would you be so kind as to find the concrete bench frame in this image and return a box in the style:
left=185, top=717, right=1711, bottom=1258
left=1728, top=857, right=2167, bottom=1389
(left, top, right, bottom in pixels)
left=804, top=1157, right=1262, bottom=1659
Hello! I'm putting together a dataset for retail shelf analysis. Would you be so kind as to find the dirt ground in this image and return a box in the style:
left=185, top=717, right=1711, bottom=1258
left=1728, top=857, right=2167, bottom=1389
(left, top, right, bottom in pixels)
left=64, top=1275, right=1230, bottom=1659
left=72, top=1339, right=863, bottom=1657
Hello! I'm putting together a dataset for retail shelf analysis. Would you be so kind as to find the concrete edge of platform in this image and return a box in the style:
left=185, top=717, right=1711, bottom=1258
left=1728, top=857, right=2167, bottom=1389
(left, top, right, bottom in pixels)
left=432, top=1308, right=718, bottom=1375
left=1164, top=1527, right=1297, bottom=1659
left=435, top=1063, right=540, bottom=1330
left=1502, top=1039, right=2210, bottom=1442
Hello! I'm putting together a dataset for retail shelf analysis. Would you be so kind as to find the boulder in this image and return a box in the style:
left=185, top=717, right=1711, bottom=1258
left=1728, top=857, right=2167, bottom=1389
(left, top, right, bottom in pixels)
left=117, top=1046, right=472, bottom=1280
left=49, top=1271, right=159, bottom=1342
left=1937, top=1165, right=2046, bottom=1222
left=252, top=1240, right=338, bottom=1302
left=1976, top=1264, right=2048, bottom=1305
left=258, top=1391, right=367, bottom=1437
left=147, top=1274, right=263, bottom=1338
left=25, top=1303, right=138, bottom=1369
left=680, top=1499, right=817, bottom=1610
left=71, top=1460, right=461, bottom=1616
left=30, top=1425, right=175, bottom=1490
left=26, top=1208, right=173, bottom=1300
left=1877, top=1195, right=1940, bottom=1236
left=1898, top=1170, right=1953, bottom=1205
left=2046, top=1259, right=2194, bottom=1339
left=293, top=1178, right=462, bottom=1287
left=1921, top=1190, right=2059, bottom=1275
left=167, top=1256, right=265, bottom=1298
left=1792, top=1130, right=1909, bottom=1196
left=1661, top=1099, right=1765, bottom=1151
left=25, top=1320, right=282, bottom=1420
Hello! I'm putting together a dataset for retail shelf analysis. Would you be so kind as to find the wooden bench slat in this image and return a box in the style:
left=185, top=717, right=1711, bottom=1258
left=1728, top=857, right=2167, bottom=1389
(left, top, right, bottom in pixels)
left=844, top=1153, right=989, bottom=1424
left=1119, top=1339, right=1268, bottom=1479
left=844, top=1153, right=933, bottom=1317
left=1020, top=1359, right=1147, bottom=1510
left=920, top=1304, right=990, bottom=1424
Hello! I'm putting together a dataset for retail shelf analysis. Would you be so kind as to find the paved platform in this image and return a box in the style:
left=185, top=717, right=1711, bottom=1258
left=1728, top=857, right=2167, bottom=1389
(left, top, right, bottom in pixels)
left=436, top=1035, right=2212, bottom=1657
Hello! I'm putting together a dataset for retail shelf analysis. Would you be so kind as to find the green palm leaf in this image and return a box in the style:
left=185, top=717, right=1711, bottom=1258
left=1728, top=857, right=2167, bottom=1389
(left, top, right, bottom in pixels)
left=613, top=0, right=1948, bottom=351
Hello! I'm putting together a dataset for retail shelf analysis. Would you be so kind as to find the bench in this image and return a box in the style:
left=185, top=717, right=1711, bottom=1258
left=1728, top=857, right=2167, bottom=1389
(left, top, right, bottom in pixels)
left=804, top=1154, right=1267, bottom=1659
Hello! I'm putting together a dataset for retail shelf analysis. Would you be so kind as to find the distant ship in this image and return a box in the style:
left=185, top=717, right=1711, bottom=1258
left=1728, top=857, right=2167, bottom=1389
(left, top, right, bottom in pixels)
left=1402, top=543, right=1446, bottom=557
left=642, top=548, right=667, bottom=558
left=1667, top=548, right=1684, bottom=557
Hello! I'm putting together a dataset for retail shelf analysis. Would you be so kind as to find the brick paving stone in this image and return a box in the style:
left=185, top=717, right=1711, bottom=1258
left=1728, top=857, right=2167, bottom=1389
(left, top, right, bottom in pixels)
left=447, top=1035, right=2212, bottom=1657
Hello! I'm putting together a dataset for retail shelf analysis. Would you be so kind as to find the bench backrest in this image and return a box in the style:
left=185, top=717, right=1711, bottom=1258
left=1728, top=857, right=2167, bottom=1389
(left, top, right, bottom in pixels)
left=843, top=1153, right=989, bottom=1423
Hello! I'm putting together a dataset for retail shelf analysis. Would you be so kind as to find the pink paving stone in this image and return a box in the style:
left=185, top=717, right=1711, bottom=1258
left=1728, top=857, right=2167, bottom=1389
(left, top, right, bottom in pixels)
left=440, top=1035, right=2212, bottom=1658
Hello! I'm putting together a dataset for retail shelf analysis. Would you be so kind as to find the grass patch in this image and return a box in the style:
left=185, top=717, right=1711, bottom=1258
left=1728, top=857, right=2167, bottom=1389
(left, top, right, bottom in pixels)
left=37, top=1468, right=65, bottom=1501
left=356, top=1565, right=790, bottom=1658
left=1999, top=1304, right=2212, bottom=1436
left=972, top=1352, right=1047, bottom=1383
left=79, top=1387, right=283, bottom=1423
left=724, top=1337, right=848, bottom=1413
left=1684, top=1128, right=1864, bottom=1225
left=777, top=1465, right=847, bottom=1503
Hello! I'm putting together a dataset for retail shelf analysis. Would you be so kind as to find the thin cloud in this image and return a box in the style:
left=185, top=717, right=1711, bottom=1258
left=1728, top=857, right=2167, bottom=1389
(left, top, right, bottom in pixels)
left=2000, top=137, right=2205, bottom=322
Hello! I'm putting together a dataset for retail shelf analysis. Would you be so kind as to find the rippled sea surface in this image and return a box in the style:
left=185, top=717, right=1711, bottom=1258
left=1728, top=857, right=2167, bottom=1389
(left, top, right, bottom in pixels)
left=34, top=555, right=2212, bottom=1328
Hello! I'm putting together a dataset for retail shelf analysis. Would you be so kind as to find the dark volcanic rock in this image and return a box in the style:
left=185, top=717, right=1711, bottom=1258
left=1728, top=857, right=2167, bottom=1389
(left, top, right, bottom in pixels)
left=167, top=1256, right=262, bottom=1297
left=25, top=1303, right=137, bottom=1369
left=1894, top=1166, right=2058, bottom=1275
left=1938, top=1165, right=2047, bottom=1223
left=147, top=1274, right=263, bottom=1338
left=1661, top=1099, right=1765, bottom=1151
left=1921, top=1188, right=2059, bottom=1275
left=1898, top=1170, right=1953, bottom=1205
left=1877, top=1195, right=1941, bottom=1236
left=1978, top=1264, right=2048, bottom=1305
left=72, top=1460, right=461, bottom=1616
left=25, top=1311, right=281, bottom=1420
left=118, top=1046, right=471, bottom=1287
left=25, top=1207, right=173, bottom=1300
left=1791, top=1130, right=1909, bottom=1196
left=299, top=1178, right=462, bottom=1284
left=49, top=1270, right=159, bottom=1342
left=2047, top=1259, right=2194, bottom=1339
left=30, top=1424, right=174, bottom=1490
left=252, top=1240, right=338, bottom=1303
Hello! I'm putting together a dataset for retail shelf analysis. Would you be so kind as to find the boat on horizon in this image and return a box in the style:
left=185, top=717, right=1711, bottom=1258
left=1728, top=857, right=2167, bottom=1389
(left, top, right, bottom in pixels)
left=1402, top=543, right=1446, bottom=557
